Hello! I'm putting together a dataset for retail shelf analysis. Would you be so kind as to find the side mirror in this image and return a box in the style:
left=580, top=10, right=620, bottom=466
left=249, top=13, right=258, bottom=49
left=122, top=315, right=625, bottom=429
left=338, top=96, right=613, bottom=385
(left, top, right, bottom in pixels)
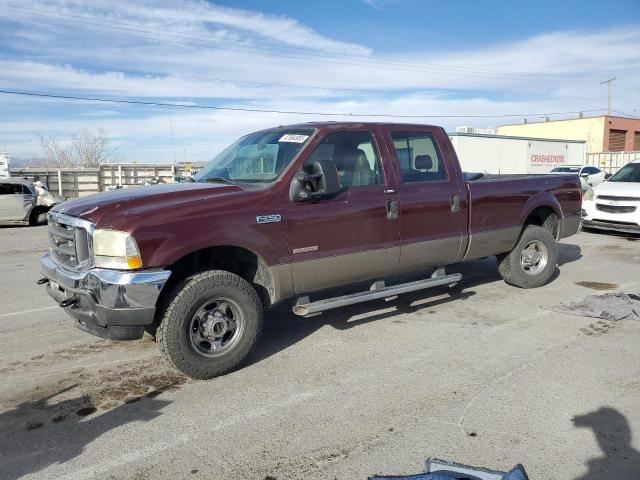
left=580, top=173, right=589, bottom=178
left=289, top=160, right=340, bottom=202
left=605, top=173, right=612, bottom=180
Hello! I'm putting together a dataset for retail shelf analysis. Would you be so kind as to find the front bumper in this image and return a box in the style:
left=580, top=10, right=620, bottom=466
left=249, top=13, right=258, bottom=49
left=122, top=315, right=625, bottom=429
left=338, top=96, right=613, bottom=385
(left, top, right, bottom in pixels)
left=582, top=200, right=640, bottom=235
left=582, top=219, right=640, bottom=234
left=40, top=252, right=171, bottom=340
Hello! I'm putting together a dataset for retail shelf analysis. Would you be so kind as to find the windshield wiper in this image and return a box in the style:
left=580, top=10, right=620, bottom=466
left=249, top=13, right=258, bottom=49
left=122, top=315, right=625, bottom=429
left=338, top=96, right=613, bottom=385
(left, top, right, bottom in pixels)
left=202, top=177, right=238, bottom=185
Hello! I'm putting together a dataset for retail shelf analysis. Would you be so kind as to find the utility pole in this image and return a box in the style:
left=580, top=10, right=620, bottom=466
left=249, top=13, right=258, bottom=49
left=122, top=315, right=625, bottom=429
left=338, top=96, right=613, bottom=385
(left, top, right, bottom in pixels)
left=600, top=77, right=616, bottom=115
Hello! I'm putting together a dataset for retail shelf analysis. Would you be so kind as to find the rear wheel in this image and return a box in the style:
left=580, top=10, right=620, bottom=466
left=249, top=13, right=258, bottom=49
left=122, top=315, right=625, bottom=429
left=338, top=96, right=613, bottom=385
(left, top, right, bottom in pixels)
left=157, top=270, right=263, bottom=379
left=497, top=225, right=558, bottom=288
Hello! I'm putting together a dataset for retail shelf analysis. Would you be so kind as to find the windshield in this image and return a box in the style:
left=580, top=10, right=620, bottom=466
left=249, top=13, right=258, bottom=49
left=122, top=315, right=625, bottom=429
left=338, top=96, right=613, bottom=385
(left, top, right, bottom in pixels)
left=608, top=162, right=640, bottom=183
left=195, top=129, right=315, bottom=184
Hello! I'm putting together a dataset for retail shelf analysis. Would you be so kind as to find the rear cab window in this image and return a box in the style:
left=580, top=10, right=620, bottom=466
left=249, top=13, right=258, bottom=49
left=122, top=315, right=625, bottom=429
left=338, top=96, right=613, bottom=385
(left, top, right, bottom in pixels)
left=390, top=132, right=448, bottom=183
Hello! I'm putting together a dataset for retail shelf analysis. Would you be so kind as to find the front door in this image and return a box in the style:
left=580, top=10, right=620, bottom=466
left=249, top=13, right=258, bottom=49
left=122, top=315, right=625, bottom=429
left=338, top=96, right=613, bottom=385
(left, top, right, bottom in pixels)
left=285, top=128, right=400, bottom=294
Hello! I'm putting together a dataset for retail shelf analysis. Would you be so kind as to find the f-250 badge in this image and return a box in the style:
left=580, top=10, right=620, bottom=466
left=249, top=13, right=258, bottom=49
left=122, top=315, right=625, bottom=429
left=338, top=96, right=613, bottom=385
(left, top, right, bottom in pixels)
left=256, top=214, right=282, bottom=224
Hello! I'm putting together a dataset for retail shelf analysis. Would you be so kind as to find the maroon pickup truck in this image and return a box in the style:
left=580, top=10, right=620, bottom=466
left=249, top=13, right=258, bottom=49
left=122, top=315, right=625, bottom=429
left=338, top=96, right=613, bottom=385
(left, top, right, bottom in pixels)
left=40, top=122, right=582, bottom=378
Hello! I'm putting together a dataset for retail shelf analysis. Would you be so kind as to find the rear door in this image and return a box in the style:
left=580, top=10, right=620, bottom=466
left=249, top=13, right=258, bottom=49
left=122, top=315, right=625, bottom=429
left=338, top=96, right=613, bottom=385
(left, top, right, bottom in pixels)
left=285, top=127, right=401, bottom=294
left=380, top=126, right=467, bottom=272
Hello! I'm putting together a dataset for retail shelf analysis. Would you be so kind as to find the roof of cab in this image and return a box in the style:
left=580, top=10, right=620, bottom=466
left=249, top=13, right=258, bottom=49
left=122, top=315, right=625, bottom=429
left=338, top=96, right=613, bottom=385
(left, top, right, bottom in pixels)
left=265, top=121, right=441, bottom=130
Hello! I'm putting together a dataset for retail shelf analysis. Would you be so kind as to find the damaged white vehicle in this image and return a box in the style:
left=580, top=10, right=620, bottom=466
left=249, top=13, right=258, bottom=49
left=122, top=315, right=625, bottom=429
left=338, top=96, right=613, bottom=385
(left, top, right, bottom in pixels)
left=0, top=178, right=64, bottom=225
left=582, top=159, right=640, bottom=235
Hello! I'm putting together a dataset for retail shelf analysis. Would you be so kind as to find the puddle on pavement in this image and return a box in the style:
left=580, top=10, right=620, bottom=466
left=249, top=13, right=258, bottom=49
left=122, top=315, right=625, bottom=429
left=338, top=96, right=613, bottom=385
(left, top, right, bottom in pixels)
left=575, top=281, right=619, bottom=291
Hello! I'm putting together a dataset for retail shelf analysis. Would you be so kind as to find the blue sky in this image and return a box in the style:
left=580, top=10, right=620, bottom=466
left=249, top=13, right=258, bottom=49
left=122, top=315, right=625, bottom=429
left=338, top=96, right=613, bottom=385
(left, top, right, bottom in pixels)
left=0, top=0, right=639, bottom=163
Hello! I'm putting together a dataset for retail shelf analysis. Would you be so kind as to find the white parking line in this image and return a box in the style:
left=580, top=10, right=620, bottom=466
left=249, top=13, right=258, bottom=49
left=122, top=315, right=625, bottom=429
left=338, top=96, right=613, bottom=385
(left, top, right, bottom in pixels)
left=0, top=306, right=58, bottom=319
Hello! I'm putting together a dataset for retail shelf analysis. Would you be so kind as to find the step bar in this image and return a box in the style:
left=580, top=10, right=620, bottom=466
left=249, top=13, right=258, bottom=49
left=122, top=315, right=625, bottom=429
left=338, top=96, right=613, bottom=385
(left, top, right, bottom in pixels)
left=292, top=268, right=462, bottom=317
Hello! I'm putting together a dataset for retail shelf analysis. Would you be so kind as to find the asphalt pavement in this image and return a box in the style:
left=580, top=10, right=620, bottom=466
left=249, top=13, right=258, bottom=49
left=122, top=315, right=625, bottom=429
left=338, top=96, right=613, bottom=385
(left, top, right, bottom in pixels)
left=0, top=225, right=639, bottom=479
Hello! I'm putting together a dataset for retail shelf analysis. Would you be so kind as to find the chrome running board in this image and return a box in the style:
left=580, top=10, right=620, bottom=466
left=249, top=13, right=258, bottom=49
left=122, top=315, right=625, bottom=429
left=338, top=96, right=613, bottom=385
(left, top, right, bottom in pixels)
left=293, top=268, right=462, bottom=317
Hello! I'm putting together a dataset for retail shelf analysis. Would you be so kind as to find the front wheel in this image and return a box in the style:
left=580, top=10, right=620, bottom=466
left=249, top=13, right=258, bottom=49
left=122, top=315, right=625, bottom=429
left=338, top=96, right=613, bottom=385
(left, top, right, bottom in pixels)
left=157, top=270, right=263, bottom=379
left=497, top=225, right=558, bottom=288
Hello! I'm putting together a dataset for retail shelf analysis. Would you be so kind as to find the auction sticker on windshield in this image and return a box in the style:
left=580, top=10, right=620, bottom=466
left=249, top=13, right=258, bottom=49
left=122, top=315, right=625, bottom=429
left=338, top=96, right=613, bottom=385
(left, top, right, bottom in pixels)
left=279, top=134, right=309, bottom=143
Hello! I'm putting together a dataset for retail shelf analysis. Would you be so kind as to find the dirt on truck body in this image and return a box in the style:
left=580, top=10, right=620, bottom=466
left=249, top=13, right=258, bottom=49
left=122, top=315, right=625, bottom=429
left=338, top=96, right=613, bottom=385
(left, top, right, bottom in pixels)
left=39, top=122, right=583, bottom=378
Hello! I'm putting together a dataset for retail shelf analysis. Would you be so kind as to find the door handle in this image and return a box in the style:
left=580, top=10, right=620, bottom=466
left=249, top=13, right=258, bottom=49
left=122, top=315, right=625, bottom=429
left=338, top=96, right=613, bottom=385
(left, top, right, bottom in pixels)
left=386, top=199, right=398, bottom=220
left=450, top=194, right=461, bottom=213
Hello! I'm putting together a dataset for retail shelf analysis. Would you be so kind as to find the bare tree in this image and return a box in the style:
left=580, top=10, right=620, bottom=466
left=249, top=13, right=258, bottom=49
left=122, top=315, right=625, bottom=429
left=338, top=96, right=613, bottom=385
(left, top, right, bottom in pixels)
left=39, top=128, right=118, bottom=168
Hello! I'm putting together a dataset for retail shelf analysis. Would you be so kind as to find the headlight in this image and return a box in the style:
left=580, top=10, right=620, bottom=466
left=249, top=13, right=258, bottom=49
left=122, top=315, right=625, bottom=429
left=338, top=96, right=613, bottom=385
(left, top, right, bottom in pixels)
left=92, top=229, right=143, bottom=270
left=583, top=188, right=594, bottom=201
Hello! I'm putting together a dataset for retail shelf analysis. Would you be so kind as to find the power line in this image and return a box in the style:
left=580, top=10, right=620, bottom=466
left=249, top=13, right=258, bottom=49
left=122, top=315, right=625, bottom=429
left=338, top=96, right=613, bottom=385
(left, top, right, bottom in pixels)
left=0, top=89, right=608, bottom=119
left=0, top=4, right=602, bottom=82
left=611, top=109, right=639, bottom=119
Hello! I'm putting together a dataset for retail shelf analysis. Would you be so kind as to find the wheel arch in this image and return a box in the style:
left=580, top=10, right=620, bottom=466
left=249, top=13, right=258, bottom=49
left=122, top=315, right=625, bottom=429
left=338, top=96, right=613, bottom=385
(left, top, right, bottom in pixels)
left=160, top=245, right=278, bottom=309
left=518, top=194, right=563, bottom=240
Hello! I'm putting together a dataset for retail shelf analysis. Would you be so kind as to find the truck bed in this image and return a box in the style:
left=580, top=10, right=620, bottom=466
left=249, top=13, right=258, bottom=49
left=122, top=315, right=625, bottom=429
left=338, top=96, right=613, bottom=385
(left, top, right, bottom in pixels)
left=462, top=173, right=582, bottom=260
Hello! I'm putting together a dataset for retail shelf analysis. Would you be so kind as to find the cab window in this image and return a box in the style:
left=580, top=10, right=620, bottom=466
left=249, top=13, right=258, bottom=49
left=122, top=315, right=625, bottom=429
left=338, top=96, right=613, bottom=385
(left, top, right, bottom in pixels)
left=305, top=131, right=383, bottom=188
left=0, top=184, right=24, bottom=195
left=390, top=132, right=448, bottom=183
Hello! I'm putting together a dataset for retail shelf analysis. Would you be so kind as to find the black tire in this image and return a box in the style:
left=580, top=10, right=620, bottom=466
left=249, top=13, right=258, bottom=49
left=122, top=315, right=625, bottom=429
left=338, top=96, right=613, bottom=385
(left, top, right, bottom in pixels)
left=157, top=270, right=263, bottom=379
left=497, top=225, right=558, bottom=289
left=28, top=209, right=41, bottom=226
left=28, top=208, right=49, bottom=226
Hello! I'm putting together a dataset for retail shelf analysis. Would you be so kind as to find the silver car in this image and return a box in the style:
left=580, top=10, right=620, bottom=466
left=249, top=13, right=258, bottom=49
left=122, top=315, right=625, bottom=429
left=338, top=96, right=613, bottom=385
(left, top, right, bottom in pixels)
left=0, top=178, right=64, bottom=225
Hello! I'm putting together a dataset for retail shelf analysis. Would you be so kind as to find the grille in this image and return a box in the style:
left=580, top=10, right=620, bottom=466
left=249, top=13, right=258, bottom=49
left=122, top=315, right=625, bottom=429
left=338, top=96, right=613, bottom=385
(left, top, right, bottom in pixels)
left=596, top=204, right=637, bottom=214
left=597, top=195, right=640, bottom=202
left=48, top=214, right=91, bottom=268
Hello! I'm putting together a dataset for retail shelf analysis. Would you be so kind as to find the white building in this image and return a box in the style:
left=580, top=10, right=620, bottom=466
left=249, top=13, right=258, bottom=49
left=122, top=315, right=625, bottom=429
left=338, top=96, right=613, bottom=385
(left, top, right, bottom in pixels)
left=0, top=152, right=10, bottom=178
left=448, top=132, right=585, bottom=174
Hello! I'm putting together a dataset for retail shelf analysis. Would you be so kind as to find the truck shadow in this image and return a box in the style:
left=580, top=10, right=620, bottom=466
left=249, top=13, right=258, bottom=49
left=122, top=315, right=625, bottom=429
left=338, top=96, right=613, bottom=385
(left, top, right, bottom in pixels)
left=0, top=386, right=170, bottom=480
left=248, top=248, right=582, bottom=369
left=248, top=258, right=497, bottom=368
left=558, top=243, right=582, bottom=266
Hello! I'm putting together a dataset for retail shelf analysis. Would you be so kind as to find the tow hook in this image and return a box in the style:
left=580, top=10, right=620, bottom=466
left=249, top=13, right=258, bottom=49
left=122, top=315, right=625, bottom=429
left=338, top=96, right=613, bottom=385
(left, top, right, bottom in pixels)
left=59, top=297, right=78, bottom=308
left=36, top=277, right=49, bottom=285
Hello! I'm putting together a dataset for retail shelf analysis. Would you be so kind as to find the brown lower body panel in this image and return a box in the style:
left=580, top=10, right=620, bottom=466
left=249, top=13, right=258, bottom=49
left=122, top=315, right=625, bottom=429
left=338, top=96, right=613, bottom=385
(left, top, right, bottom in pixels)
left=396, top=236, right=464, bottom=273
left=463, top=226, right=521, bottom=261
left=559, top=214, right=582, bottom=239
left=273, top=236, right=465, bottom=298
left=289, top=247, right=400, bottom=295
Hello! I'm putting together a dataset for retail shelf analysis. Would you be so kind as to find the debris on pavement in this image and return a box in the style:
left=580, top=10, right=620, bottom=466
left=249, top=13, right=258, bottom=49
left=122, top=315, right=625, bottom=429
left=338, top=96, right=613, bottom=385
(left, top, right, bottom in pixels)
left=544, top=292, right=640, bottom=321
left=369, top=458, right=529, bottom=480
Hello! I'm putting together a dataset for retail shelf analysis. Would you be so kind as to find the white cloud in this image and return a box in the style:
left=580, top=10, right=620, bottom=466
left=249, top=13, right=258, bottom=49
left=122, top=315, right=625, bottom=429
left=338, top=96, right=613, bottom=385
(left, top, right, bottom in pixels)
left=3, top=0, right=371, bottom=55
left=0, top=0, right=639, bottom=162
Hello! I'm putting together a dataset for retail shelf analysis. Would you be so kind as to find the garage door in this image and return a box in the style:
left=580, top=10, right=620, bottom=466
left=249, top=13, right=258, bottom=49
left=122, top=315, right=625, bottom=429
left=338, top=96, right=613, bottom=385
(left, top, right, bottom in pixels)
left=608, top=129, right=626, bottom=152
left=635, top=131, right=640, bottom=151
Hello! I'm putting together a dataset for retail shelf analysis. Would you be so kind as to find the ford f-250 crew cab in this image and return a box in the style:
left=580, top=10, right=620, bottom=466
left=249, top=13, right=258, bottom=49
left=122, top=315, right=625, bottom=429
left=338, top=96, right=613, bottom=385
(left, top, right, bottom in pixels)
left=39, top=122, right=582, bottom=379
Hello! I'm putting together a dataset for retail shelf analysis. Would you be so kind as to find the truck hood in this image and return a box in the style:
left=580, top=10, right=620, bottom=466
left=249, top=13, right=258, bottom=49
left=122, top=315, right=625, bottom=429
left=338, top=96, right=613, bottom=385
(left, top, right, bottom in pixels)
left=52, top=182, right=245, bottom=229
left=593, top=180, right=640, bottom=198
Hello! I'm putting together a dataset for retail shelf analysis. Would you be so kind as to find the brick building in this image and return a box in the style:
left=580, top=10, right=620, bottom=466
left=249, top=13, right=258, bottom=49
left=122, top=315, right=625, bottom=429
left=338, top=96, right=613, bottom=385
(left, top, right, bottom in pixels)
left=496, top=115, right=640, bottom=153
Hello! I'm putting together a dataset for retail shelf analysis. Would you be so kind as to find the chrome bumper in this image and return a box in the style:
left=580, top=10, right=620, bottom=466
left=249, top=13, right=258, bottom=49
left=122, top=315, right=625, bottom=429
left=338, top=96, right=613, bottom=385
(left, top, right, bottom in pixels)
left=40, top=252, right=171, bottom=340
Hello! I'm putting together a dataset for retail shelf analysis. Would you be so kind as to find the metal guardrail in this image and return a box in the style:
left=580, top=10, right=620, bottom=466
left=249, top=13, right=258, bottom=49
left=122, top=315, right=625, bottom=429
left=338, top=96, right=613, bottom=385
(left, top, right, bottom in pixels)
left=9, top=163, right=199, bottom=199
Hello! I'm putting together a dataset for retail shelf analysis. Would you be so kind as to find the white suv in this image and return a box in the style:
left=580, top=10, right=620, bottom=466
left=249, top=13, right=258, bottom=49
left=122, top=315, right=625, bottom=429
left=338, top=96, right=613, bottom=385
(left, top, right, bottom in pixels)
left=582, top=159, right=640, bottom=234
